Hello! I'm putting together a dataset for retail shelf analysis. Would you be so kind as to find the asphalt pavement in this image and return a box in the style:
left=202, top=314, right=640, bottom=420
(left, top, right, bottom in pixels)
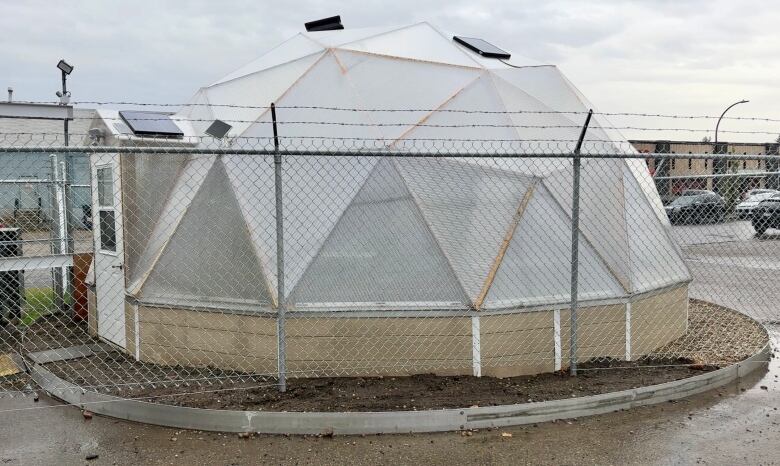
left=672, top=220, right=780, bottom=323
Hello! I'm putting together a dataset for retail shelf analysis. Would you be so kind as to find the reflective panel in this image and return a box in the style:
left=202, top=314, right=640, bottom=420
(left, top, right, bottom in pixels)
left=119, top=111, right=184, bottom=138
left=453, top=36, right=511, bottom=59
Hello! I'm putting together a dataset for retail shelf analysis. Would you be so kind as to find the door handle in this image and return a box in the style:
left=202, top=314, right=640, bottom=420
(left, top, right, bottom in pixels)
left=111, top=264, right=124, bottom=270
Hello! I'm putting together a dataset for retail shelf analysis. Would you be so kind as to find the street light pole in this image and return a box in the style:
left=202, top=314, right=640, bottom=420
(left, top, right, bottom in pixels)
left=54, top=59, right=74, bottom=314
left=714, top=99, right=748, bottom=144
left=61, top=70, right=68, bottom=146
left=56, top=60, right=73, bottom=145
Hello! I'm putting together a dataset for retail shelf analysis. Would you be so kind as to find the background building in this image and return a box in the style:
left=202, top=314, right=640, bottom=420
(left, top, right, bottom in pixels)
left=0, top=107, right=94, bottom=228
left=630, top=140, right=780, bottom=203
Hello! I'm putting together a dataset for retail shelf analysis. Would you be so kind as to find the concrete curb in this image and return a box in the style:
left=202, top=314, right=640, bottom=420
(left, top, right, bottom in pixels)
left=28, top=343, right=771, bottom=435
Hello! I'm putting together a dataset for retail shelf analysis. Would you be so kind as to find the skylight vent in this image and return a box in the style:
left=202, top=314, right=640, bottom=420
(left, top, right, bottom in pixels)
left=453, top=36, right=511, bottom=59
left=305, top=16, right=344, bottom=32
left=119, top=110, right=183, bottom=138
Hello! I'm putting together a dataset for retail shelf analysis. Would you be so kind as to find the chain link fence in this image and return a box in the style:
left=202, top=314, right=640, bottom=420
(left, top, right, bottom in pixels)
left=0, top=129, right=775, bottom=402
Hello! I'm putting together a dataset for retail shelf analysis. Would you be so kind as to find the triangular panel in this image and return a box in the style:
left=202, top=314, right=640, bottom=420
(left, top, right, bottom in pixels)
left=268, top=52, right=385, bottom=141
left=123, top=153, right=188, bottom=281
left=625, top=158, right=670, bottom=225
left=289, top=159, right=468, bottom=307
left=141, top=160, right=271, bottom=304
left=493, top=66, right=587, bottom=114
left=222, top=153, right=278, bottom=301
left=333, top=50, right=482, bottom=141
left=128, top=154, right=216, bottom=292
left=212, top=34, right=325, bottom=85
left=557, top=72, right=637, bottom=150
left=282, top=155, right=379, bottom=298
left=622, top=165, right=690, bottom=292
left=396, top=157, right=533, bottom=303
left=339, top=22, right=479, bottom=68
left=543, top=158, right=632, bottom=290
left=398, top=73, right=519, bottom=148
left=205, top=53, right=324, bottom=136
left=492, top=68, right=613, bottom=143
left=484, top=183, right=625, bottom=308
left=490, top=72, right=587, bottom=146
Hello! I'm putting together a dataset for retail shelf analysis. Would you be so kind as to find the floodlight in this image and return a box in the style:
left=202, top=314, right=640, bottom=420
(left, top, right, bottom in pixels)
left=57, top=59, right=74, bottom=75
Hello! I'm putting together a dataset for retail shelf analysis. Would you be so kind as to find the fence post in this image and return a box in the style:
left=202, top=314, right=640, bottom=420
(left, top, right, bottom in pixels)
left=61, top=160, right=73, bottom=304
left=271, top=102, right=287, bottom=392
left=569, top=109, right=593, bottom=377
left=50, top=154, right=68, bottom=313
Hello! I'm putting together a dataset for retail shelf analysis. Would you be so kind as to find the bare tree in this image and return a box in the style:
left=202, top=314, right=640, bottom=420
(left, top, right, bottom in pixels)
left=702, top=136, right=712, bottom=143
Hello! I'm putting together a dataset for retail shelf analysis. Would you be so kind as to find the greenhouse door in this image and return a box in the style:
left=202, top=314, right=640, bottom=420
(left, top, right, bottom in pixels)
left=92, top=155, right=126, bottom=348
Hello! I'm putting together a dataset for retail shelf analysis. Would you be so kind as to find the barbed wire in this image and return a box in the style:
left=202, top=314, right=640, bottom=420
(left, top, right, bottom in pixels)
left=8, top=100, right=780, bottom=123
left=2, top=144, right=779, bottom=160
left=5, top=114, right=779, bottom=136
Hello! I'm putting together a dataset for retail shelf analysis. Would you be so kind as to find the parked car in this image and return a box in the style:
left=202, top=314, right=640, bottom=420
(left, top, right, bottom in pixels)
left=743, top=188, right=778, bottom=201
left=680, top=189, right=712, bottom=197
left=664, top=192, right=726, bottom=225
left=752, top=194, right=780, bottom=235
left=736, top=191, right=779, bottom=219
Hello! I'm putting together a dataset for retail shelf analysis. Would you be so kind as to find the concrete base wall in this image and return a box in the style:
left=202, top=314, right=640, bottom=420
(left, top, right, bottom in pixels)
left=126, top=285, right=688, bottom=378
left=631, top=285, right=689, bottom=359
left=480, top=311, right=555, bottom=377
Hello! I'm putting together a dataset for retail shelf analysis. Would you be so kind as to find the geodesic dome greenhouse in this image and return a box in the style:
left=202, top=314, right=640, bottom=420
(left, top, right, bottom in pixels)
left=90, top=21, right=691, bottom=378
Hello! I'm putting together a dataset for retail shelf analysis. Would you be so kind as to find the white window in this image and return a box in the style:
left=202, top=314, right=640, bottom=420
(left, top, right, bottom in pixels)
left=96, top=166, right=117, bottom=252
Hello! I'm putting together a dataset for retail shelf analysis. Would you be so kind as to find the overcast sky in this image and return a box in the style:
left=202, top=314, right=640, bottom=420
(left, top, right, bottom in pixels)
left=2, top=0, right=780, bottom=142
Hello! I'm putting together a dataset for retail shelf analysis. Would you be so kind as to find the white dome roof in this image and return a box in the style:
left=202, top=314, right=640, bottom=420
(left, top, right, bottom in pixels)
left=127, top=22, right=691, bottom=311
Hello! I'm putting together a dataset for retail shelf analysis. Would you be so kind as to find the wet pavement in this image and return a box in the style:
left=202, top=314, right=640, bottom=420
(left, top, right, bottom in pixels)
left=673, top=220, right=780, bottom=322
left=0, top=339, right=777, bottom=465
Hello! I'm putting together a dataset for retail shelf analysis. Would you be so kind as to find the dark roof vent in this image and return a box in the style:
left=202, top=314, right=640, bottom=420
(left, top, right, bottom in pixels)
left=453, top=36, right=511, bottom=59
left=305, top=15, right=344, bottom=32
left=205, top=119, right=232, bottom=139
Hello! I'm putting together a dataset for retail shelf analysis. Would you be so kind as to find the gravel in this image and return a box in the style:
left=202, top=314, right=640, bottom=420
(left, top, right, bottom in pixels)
left=650, top=299, right=768, bottom=366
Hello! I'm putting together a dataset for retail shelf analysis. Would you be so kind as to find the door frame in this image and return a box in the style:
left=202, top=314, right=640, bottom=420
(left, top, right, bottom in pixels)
left=92, top=155, right=127, bottom=349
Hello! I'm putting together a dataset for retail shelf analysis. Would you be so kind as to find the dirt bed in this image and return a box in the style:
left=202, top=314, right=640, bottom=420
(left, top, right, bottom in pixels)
left=31, top=299, right=769, bottom=412
left=1, top=314, right=97, bottom=356
left=117, top=361, right=714, bottom=411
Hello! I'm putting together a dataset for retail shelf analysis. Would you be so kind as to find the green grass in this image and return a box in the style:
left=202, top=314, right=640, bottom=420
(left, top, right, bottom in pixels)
left=20, top=288, right=72, bottom=326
